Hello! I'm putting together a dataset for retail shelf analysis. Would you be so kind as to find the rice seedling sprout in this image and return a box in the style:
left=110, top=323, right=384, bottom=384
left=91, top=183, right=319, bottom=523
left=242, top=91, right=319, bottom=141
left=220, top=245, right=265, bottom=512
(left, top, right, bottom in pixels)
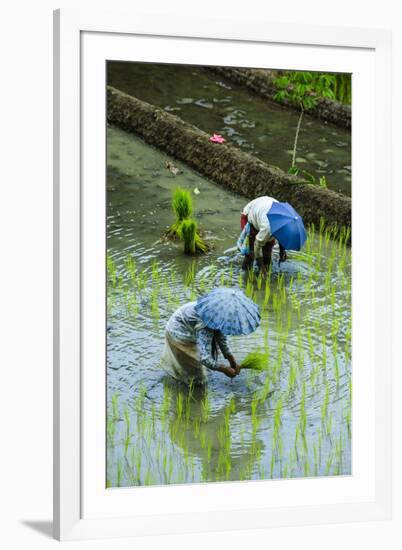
left=240, top=349, right=269, bottom=371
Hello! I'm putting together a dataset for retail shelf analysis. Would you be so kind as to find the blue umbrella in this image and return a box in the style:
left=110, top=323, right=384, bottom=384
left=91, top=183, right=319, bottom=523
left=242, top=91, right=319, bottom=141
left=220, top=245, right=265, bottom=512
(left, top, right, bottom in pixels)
left=194, top=287, right=260, bottom=336
left=267, top=202, right=307, bottom=251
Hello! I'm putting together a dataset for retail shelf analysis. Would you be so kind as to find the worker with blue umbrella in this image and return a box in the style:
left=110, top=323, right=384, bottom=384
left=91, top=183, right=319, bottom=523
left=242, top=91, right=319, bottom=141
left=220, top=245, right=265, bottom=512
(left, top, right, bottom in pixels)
left=162, top=287, right=260, bottom=384
left=238, top=195, right=307, bottom=273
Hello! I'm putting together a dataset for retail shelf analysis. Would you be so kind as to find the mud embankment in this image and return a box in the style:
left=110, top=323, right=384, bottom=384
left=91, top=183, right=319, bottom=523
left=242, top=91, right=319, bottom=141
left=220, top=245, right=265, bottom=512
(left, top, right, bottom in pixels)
left=107, top=86, right=351, bottom=235
left=206, top=67, right=351, bottom=130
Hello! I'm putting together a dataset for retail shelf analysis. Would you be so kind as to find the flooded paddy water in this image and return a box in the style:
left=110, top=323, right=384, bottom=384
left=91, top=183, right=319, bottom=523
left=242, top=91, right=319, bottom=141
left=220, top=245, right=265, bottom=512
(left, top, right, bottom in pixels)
left=106, top=126, right=352, bottom=487
left=108, top=62, right=352, bottom=196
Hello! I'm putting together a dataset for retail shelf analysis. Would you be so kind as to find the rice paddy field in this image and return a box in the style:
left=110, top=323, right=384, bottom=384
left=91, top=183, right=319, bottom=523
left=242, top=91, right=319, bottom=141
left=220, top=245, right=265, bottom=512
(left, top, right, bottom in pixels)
left=106, top=125, right=352, bottom=488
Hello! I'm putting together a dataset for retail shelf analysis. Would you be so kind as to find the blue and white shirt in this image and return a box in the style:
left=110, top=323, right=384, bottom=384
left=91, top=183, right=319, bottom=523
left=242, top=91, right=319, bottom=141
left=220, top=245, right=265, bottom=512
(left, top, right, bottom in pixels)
left=166, top=302, right=232, bottom=371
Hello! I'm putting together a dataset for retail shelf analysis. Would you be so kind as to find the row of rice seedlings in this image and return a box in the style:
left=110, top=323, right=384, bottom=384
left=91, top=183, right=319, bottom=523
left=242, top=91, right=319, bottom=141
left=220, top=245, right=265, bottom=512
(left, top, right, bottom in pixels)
left=111, top=380, right=350, bottom=485
left=107, top=292, right=116, bottom=315
left=184, top=261, right=196, bottom=287
left=125, top=254, right=137, bottom=285
left=107, top=393, right=120, bottom=447
left=150, top=286, right=160, bottom=319
left=123, top=406, right=133, bottom=456
left=107, top=396, right=183, bottom=486
left=201, top=393, right=211, bottom=423
left=116, top=235, right=346, bottom=332
left=313, top=217, right=350, bottom=254
left=245, top=275, right=255, bottom=300
left=286, top=352, right=298, bottom=397
left=217, top=418, right=232, bottom=480
left=287, top=320, right=348, bottom=470
left=107, top=252, right=117, bottom=287
left=299, top=381, right=307, bottom=437
left=321, top=382, right=330, bottom=428
left=250, top=392, right=261, bottom=436
left=273, top=397, right=283, bottom=452
left=106, top=217, right=352, bottom=485
left=122, top=259, right=193, bottom=322
left=151, top=260, right=161, bottom=288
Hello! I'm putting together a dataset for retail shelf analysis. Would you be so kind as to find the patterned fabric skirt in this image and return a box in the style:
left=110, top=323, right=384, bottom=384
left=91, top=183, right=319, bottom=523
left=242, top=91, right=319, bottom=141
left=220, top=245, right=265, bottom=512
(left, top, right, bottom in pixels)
left=162, top=331, right=208, bottom=384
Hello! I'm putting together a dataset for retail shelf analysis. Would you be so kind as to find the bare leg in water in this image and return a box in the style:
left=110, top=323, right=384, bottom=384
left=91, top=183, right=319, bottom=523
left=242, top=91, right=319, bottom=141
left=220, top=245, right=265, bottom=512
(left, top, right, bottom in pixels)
left=242, top=252, right=254, bottom=271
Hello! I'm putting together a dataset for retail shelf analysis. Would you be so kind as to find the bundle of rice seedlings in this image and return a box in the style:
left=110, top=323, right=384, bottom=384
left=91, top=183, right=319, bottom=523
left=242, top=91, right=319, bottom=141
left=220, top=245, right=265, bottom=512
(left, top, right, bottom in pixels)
left=166, top=187, right=210, bottom=254
left=167, top=188, right=193, bottom=238
left=182, top=219, right=197, bottom=255
left=240, top=350, right=269, bottom=371
left=194, top=232, right=209, bottom=254
left=182, top=219, right=209, bottom=255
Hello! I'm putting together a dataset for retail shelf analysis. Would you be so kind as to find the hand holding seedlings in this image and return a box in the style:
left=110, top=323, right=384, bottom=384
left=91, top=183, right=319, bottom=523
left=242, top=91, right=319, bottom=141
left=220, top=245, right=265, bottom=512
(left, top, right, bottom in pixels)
left=227, top=353, right=240, bottom=375
left=218, top=365, right=238, bottom=378
left=163, top=289, right=259, bottom=382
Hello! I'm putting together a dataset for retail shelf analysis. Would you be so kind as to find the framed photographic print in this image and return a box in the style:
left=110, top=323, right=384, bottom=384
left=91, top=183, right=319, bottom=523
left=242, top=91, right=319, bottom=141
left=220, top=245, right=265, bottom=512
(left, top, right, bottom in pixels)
left=53, top=8, right=392, bottom=541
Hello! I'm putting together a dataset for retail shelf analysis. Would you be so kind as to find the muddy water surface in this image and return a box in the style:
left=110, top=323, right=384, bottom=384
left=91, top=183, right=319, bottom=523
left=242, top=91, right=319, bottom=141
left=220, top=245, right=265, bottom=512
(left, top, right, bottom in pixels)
left=106, top=126, right=351, bottom=487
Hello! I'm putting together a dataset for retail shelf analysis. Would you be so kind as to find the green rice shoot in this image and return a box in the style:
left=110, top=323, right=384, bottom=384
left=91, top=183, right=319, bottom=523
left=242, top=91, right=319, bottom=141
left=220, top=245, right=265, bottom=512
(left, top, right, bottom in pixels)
left=181, top=219, right=197, bottom=254
left=166, top=187, right=210, bottom=254
left=167, top=187, right=193, bottom=238
left=240, top=349, right=270, bottom=371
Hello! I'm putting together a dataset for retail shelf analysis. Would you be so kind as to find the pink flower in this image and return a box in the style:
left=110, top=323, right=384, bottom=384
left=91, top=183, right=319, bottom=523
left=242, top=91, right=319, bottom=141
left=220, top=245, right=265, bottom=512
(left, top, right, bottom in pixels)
left=209, top=133, right=226, bottom=144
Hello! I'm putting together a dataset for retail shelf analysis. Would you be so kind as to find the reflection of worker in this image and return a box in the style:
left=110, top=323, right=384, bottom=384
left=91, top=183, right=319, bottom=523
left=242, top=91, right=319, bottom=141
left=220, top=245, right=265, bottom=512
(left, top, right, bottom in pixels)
left=163, top=302, right=239, bottom=384
left=238, top=196, right=307, bottom=272
left=164, top=380, right=265, bottom=483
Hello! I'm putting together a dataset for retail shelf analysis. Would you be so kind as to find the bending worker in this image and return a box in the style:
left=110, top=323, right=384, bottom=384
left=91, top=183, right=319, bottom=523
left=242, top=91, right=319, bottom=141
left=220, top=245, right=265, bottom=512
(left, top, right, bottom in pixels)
left=162, top=288, right=260, bottom=385
left=238, top=195, right=307, bottom=272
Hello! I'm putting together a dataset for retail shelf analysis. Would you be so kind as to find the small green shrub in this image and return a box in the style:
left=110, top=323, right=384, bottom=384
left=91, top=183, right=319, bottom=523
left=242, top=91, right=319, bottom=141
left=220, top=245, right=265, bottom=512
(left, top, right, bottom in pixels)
left=274, top=71, right=335, bottom=171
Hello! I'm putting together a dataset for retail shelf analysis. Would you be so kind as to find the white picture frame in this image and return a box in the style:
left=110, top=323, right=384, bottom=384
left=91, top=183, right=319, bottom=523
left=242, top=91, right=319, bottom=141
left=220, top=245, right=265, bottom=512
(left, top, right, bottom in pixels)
left=53, top=8, right=392, bottom=541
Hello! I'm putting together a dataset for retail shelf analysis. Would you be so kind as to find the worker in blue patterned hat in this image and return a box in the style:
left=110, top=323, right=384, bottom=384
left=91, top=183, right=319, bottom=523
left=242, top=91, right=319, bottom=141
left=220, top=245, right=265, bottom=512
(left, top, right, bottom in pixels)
left=162, top=288, right=260, bottom=384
